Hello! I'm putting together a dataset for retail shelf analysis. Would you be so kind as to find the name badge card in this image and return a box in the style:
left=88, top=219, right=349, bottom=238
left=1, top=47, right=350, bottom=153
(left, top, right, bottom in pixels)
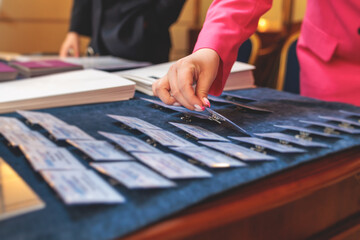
left=0, top=117, right=30, bottom=132
left=339, top=110, right=360, bottom=118
left=171, top=146, right=247, bottom=168
left=17, top=110, right=68, bottom=127
left=255, top=132, right=329, bottom=148
left=132, top=153, right=211, bottom=179
left=274, top=125, right=342, bottom=138
left=41, top=170, right=125, bottom=205
left=221, top=92, right=256, bottom=102
left=319, top=116, right=360, bottom=127
left=67, top=139, right=133, bottom=161
left=91, top=162, right=176, bottom=189
left=208, top=96, right=272, bottom=113
left=228, top=137, right=306, bottom=153
left=199, top=141, right=276, bottom=161
left=20, top=146, right=85, bottom=171
left=98, top=131, right=162, bottom=153
left=42, top=124, right=94, bottom=141
left=141, top=98, right=211, bottom=120
left=169, top=122, right=229, bottom=141
left=138, top=128, right=196, bottom=147
left=141, top=98, right=184, bottom=112
left=300, top=120, right=360, bottom=134
left=2, top=130, right=56, bottom=147
left=205, top=108, right=252, bottom=136
left=107, top=114, right=161, bottom=130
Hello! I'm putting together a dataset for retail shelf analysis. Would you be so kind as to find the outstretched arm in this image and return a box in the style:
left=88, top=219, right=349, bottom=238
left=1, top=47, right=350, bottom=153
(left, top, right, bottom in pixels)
left=153, top=0, right=272, bottom=110
left=59, top=0, right=92, bottom=57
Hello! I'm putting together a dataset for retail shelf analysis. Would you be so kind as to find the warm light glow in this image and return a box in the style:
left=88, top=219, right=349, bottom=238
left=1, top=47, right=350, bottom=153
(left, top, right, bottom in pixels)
left=257, top=17, right=283, bottom=32
left=257, top=18, right=269, bottom=32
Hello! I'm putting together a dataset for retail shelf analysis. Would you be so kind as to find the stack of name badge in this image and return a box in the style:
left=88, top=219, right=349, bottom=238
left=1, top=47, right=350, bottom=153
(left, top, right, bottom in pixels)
left=107, top=115, right=197, bottom=148
left=169, top=122, right=249, bottom=167
left=96, top=132, right=180, bottom=188
left=107, top=115, right=272, bottom=171
left=3, top=105, right=358, bottom=205
left=272, top=114, right=360, bottom=140
left=166, top=111, right=360, bottom=166
left=92, top=116, right=212, bottom=189
left=1, top=111, right=125, bottom=205
left=141, top=96, right=359, bottom=167
left=140, top=98, right=254, bottom=136
left=169, top=122, right=275, bottom=165
left=251, top=111, right=360, bottom=154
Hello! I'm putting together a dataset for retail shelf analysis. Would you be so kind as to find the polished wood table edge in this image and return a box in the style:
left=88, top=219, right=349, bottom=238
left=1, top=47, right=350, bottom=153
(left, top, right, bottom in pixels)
left=122, top=147, right=360, bottom=240
left=310, top=212, right=360, bottom=240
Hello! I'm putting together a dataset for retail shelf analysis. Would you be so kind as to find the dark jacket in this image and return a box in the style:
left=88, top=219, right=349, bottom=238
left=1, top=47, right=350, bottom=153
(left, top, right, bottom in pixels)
left=69, top=0, right=186, bottom=63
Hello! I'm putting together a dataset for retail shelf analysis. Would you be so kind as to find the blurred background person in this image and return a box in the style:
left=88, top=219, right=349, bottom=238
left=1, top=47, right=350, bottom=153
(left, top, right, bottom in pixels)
left=60, top=0, right=186, bottom=63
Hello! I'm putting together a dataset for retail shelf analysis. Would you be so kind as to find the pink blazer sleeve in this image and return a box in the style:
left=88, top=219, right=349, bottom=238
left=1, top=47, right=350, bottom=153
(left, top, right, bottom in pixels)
left=194, top=0, right=272, bottom=96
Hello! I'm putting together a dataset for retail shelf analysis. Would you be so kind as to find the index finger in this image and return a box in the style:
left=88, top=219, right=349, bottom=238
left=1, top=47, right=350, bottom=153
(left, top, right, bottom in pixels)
left=176, top=66, right=203, bottom=109
left=153, top=75, right=177, bottom=105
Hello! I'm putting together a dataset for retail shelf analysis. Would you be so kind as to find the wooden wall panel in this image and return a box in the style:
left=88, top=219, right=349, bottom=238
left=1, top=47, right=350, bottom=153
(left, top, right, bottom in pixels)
left=0, top=0, right=72, bottom=20
left=0, top=22, right=68, bottom=53
left=0, top=0, right=195, bottom=58
left=0, top=0, right=72, bottom=54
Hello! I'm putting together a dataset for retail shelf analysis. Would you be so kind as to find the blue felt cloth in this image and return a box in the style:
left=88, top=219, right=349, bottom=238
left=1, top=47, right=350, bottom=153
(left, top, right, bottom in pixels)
left=0, top=88, right=360, bottom=240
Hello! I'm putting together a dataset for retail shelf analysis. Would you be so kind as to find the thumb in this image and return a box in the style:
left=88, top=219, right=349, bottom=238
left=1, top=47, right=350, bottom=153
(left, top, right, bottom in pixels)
left=195, top=73, right=215, bottom=108
left=72, top=41, right=80, bottom=57
left=59, top=42, right=69, bottom=57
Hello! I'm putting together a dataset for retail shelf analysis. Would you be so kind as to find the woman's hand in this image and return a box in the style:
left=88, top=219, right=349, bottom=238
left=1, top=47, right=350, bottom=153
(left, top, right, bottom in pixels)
left=59, top=32, right=80, bottom=57
left=152, top=48, right=220, bottom=111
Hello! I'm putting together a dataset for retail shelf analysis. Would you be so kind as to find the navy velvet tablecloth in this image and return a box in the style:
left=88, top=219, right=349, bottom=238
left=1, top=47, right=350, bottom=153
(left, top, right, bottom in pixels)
left=1, top=88, right=360, bottom=240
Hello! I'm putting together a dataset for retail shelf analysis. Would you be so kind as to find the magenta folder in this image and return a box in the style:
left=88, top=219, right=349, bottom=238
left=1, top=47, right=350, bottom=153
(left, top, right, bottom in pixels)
left=0, top=62, right=18, bottom=81
left=10, top=60, right=83, bottom=77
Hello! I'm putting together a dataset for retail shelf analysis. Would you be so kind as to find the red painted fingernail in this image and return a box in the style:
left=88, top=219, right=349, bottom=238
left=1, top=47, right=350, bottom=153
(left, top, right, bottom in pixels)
left=194, top=104, right=205, bottom=112
left=203, top=97, right=210, bottom=108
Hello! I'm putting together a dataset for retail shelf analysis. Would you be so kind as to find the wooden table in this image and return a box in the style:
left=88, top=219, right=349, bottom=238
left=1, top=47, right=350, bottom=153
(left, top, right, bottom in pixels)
left=122, top=147, right=360, bottom=240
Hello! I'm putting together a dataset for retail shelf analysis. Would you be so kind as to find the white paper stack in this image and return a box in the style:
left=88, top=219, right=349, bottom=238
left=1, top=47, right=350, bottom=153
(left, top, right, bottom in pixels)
left=223, top=61, right=255, bottom=91
left=0, top=69, right=135, bottom=113
left=117, top=61, right=255, bottom=95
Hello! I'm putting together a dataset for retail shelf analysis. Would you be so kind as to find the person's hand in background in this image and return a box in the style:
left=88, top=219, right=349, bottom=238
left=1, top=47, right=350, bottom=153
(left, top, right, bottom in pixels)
left=59, top=32, right=80, bottom=57
left=152, top=48, right=220, bottom=111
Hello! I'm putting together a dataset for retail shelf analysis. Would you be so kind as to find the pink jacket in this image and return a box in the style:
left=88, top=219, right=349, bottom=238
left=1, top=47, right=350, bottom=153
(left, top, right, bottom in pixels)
left=194, top=0, right=360, bottom=106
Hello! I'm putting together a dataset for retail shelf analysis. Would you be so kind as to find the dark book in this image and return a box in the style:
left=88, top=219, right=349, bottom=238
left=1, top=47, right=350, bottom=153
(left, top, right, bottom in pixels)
left=0, top=62, right=18, bottom=82
left=10, top=60, right=83, bottom=77
left=14, top=56, right=151, bottom=72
